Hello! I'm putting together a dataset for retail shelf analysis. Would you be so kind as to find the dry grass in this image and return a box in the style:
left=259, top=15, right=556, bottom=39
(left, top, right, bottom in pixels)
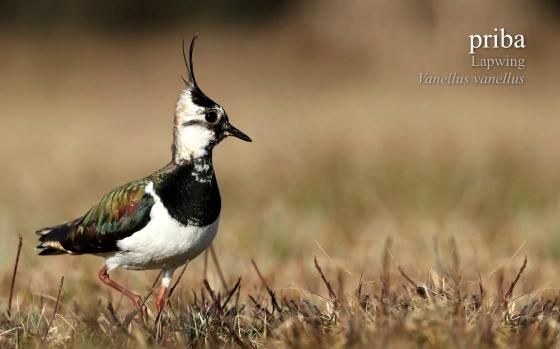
left=1, top=239, right=557, bottom=348
left=2, top=5, right=560, bottom=347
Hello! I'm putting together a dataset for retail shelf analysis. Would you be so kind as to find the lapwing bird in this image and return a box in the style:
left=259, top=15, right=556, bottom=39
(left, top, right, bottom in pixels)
left=36, top=35, right=251, bottom=315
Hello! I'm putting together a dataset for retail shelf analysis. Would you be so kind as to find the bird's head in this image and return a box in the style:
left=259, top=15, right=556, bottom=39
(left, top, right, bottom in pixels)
left=173, top=34, right=251, bottom=164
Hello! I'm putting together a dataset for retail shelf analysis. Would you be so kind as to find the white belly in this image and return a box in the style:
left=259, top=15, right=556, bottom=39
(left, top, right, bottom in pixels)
left=104, top=182, right=220, bottom=271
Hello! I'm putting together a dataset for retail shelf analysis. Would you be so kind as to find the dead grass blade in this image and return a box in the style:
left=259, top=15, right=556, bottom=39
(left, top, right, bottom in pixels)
left=210, top=245, right=228, bottom=289
left=203, top=279, right=220, bottom=312
left=503, top=255, right=528, bottom=308
left=166, top=263, right=189, bottom=302
left=41, top=276, right=64, bottom=345
left=381, top=236, right=393, bottom=298
left=251, top=259, right=281, bottom=313
left=313, top=256, right=338, bottom=306
left=476, top=272, right=486, bottom=310
left=7, top=234, right=22, bottom=317
left=222, top=277, right=241, bottom=310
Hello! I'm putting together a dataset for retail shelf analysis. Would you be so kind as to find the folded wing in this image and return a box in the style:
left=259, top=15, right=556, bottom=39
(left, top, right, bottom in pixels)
left=37, top=179, right=155, bottom=255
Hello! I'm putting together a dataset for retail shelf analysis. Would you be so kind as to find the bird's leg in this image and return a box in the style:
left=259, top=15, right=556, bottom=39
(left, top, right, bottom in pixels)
left=156, top=268, right=175, bottom=314
left=155, top=287, right=167, bottom=314
left=98, top=265, right=146, bottom=315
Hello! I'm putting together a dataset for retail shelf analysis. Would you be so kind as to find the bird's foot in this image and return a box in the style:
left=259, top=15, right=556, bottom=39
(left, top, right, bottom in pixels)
left=132, top=295, right=148, bottom=318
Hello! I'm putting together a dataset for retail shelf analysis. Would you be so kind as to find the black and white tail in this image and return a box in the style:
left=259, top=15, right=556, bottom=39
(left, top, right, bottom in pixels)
left=36, top=221, right=75, bottom=255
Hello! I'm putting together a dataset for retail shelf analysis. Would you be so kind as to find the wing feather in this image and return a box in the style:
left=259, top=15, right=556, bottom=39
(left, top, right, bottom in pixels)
left=37, top=178, right=155, bottom=254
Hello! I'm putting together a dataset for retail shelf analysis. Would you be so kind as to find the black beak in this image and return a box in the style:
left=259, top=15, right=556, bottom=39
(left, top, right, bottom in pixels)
left=224, top=122, right=252, bottom=142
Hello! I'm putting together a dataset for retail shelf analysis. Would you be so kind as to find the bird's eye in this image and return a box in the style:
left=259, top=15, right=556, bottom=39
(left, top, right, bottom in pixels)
left=205, top=111, right=218, bottom=123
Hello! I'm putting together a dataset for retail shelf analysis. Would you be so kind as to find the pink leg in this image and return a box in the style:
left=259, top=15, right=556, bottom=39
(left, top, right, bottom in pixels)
left=156, top=268, right=175, bottom=314
left=156, top=286, right=168, bottom=313
left=98, top=266, right=146, bottom=315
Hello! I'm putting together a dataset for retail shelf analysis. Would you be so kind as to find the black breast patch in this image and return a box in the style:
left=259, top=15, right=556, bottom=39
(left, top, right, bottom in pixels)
left=154, top=161, right=221, bottom=227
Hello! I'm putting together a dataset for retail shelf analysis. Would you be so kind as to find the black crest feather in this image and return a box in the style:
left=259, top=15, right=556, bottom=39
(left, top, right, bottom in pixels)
left=181, top=33, right=216, bottom=108
left=182, top=33, right=199, bottom=88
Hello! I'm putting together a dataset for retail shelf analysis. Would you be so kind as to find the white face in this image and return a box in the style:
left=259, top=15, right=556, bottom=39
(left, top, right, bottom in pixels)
left=171, top=35, right=252, bottom=164
left=173, top=88, right=226, bottom=163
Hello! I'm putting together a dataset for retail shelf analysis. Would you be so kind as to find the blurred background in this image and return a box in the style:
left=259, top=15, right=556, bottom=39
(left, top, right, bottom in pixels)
left=1, top=0, right=560, bottom=299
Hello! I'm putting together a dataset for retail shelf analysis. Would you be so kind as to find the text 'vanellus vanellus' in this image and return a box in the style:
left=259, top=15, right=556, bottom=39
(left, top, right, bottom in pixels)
left=36, top=34, right=251, bottom=315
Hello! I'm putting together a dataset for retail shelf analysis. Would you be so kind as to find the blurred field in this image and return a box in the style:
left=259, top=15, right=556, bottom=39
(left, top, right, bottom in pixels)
left=2, top=1, right=560, bottom=347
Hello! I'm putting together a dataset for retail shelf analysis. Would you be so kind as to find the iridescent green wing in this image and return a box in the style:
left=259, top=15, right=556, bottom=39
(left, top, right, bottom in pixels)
left=68, top=178, right=155, bottom=253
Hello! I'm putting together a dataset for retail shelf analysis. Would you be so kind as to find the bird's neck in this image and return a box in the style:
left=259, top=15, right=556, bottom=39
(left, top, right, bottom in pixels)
left=172, top=125, right=216, bottom=164
left=189, top=155, right=214, bottom=183
left=155, top=155, right=221, bottom=226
